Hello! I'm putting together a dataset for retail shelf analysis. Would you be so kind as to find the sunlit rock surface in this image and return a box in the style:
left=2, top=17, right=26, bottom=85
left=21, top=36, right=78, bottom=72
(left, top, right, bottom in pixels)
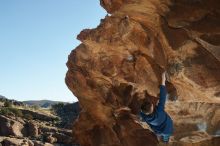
left=66, top=0, right=220, bottom=145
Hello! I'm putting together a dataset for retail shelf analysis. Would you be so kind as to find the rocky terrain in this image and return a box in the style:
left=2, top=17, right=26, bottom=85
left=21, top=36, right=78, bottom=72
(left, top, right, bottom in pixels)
left=65, top=0, right=220, bottom=146
left=0, top=97, right=80, bottom=146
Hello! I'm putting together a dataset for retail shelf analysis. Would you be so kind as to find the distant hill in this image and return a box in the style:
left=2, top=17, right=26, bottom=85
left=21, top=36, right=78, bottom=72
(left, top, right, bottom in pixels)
left=23, top=100, right=69, bottom=108
left=0, top=95, right=71, bottom=108
left=0, top=95, right=25, bottom=106
left=0, top=95, right=6, bottom=99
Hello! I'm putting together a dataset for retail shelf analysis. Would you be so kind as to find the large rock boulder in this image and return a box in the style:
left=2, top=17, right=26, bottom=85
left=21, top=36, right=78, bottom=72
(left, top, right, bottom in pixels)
left=0, top=115, right=24, bottom=137
left=26, top=121, right=39, bottom=137
left=65, top=0, right=220, bottom=146
left=32, top=141, right=54, bottom=146
left=2, top=137, right=26, bottom=146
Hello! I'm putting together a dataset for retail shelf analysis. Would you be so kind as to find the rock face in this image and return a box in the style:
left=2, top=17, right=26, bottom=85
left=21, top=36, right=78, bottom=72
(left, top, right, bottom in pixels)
left=65, top=0, right=220, bottom=146
left=0, top=115, right=25, bottom=137
left=166, top=102, right=220, bottom=145
left=26, top=121, right=39, bottom=137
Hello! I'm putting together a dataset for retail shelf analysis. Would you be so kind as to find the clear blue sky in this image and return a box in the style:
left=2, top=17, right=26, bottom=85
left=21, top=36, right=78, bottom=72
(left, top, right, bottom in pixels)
left=0, top=0, right=107, bottom=102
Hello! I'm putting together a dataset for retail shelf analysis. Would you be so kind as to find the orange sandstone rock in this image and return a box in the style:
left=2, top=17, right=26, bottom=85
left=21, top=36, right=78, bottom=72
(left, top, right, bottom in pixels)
left=66, top=0, right=220, bottom=146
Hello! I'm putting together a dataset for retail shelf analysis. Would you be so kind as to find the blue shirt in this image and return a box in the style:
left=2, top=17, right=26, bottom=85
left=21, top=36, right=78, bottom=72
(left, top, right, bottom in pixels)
left=139, top=85, right=173, bottom=135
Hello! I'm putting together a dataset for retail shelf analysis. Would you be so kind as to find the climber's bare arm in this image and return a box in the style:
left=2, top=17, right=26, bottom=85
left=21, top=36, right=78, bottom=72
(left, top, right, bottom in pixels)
left=157, top=72, right=167, bottom=110
left=161, top=72, right=166, bottom=86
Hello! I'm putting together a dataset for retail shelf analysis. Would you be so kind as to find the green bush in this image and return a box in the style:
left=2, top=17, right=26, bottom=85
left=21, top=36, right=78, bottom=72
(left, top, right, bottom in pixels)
left=4, top=101, right=12, bottom=108
left=32, top=105, right=40, bottom=110
left=0, top=107, right=23, bottom=117
left=23, top=113, right=33, bottom=120
left=10, top=108, right=23, bottom=117
left=0, top=108, right=10, bottom=115
left=51, top=102, right=64, bottom=112
left=53, top=117, right=60, bottom=122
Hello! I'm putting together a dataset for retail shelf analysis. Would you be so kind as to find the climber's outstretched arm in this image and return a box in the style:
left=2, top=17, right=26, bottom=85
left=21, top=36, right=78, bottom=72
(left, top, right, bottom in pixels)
left=157, top=72, right=167, bottom=111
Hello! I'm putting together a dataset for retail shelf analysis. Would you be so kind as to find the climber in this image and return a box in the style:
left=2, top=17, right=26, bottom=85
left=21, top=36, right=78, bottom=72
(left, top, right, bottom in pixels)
left=139, top=72, right=173, bottom=143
